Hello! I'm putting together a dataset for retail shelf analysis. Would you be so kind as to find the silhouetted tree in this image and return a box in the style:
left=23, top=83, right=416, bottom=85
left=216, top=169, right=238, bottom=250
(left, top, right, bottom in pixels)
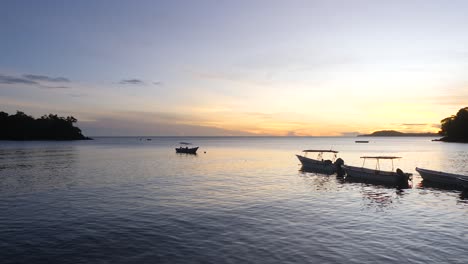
left=439, top=107, right=468, bottom=142
left=0, top=110, right=90, bottom=140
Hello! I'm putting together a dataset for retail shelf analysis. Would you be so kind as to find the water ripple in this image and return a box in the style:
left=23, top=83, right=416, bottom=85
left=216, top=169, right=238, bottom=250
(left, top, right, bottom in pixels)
left=0, top=137, right=467, bottom=263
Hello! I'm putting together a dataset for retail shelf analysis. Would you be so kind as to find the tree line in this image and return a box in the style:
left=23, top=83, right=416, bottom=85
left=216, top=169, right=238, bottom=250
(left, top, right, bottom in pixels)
left=439, top=107, right=468, bottom=143
left=0, top=111, right=89, bottom=140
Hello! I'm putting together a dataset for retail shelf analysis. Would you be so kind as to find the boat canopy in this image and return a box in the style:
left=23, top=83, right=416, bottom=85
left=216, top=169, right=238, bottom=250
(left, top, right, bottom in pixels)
left=360, top=156, right=401, bottom=159
left=302, top=150, right=338, bottom=153
left=360, top=156, right=402, bottom=170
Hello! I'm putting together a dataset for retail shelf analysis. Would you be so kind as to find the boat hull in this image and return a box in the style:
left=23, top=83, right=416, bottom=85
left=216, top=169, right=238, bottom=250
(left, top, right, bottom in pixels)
left=296, top=155, right=336, bottom=175
left=342, top=165, right=411, bottom=185
left=416, top=167, right=468, bottom=186
left=458, top=178, right=468, bottom=189
left=176, top=147, right=198, bottom=154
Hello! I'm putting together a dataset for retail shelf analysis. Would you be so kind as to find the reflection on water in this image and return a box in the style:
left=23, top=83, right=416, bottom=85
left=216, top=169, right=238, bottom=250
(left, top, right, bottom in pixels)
left=359, top=186, right=409, bottom=211
left=459, top=189, right=468, bottom=200
left=417, top=180, right=464, bottom=192
left=176, top=152, right=198, bottom=157
left=0, top=146, right=78, bottom=194
left=299, top=171, right=343, bottom=192
left=0, top=137, right=467, bottom=264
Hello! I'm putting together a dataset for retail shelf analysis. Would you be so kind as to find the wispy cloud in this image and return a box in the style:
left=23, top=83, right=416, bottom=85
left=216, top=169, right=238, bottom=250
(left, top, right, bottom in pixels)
left=78, top=111, right=257, bottom=136
left=23, top=74, right=70, bottom=83
left=68, top=93, right=87, bottom=98
left=401, top=123, right=427, bottom=126
left=0, top=73, right=70, bottom=87
left=340, top=131, right=360, bottom=137
left=119, top=79, right=145, bottom=85
left=118, top=79, right=163, bottom=86
left=394, top=123, right=440, bottom=133
left=0, top=74, right=37, bottom=85
left=39, top=85, right=71, bottom=89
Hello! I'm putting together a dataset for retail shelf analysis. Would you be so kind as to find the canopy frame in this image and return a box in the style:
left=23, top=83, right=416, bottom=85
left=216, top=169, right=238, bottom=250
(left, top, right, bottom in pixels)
left=302, top=150, right=338, bottom=162
left=360, top=156, right=402, bottom=171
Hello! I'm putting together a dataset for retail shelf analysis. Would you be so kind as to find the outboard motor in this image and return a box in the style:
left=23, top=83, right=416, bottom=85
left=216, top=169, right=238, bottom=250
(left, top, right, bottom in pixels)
left=335, top=158, right=345, bottom=177
left=396, top=168, right=410, bottom=187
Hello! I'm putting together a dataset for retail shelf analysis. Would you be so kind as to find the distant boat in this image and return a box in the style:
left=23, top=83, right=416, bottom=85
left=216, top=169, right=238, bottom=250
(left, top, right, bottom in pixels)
left=176, top=146, right=198, bottom=154
left=342, top=156, right=412, bottom=185
left=296, top=150, right=344, bottom=175
left=416, top=167, right=468, bottom=186
left=355, top=140, right=369, bottom=143
left=176, top=142, right=199, bottom=154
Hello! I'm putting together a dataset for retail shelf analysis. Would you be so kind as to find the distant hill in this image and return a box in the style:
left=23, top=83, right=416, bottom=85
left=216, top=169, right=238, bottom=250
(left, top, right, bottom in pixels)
left=358, top=130, right=439, bottom=137
left=0, top=111, right=90, bottom=140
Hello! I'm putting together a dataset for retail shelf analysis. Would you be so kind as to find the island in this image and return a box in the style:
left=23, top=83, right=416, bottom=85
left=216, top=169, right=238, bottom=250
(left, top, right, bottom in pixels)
left=358, top=130, right=438, bottom=137
left=0, top=111, right=91, bottom=140
left=438, top=107, right=468, bottom=143
left=359, top=107, right=467, bottom=143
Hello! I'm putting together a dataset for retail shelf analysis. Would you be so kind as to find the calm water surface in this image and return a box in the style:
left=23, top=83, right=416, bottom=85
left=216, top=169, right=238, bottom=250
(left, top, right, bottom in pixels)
left=1, top=137, right=467, bottom=263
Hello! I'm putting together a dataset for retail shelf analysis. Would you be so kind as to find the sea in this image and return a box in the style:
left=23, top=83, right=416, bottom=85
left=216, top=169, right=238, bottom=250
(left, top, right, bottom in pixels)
left=0, top=137, right=467, bottom=264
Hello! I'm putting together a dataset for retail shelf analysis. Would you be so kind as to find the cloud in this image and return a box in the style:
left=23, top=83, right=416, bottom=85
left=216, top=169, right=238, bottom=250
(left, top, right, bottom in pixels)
left=395, top=123, right=440, bottom=133
left=401, top=123, right=427, bottom=126
left=68, top=93, right=87, bottom=98
left=340, top=131, right=360, bottom=137
left=153, top=81, right=163, bottom=86
left=0, top=73, right=70, bottom=88
left=78, top=112, right=258, bottom=136
left=0, top=74, right=37, bottom=85
left=119, top=79, right=144, bottom=85
left=23, top=74, right=70, bottom=83
left=39, top=85, right=70, bottom=89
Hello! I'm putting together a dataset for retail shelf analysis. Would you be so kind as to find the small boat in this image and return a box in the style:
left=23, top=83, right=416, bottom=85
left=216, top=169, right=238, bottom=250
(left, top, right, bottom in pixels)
left=175, top=142, right=199, bottom=154
left=416, top=167, right=468, bottom=186
left=342, top=156, right=412, bottom=185
left=296, top=150, right=344, bottom=175
left=355, top=140, right=369, bottom=143
left=458, top=178, right=468, bottom=189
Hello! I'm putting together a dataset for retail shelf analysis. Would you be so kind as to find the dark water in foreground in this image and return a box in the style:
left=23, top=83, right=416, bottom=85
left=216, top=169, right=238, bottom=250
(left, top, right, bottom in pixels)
left=0, top=137, right=467, bottom=264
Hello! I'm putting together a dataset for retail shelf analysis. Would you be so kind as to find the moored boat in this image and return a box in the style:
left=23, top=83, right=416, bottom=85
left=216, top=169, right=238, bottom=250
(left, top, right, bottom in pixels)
left=458, top=178, right=468, bottom=189
left=296, top=150, right=344, bottom=175
left=416, top=167, right=468, bottom=186
left=342, top=156, right=412, bottom=185
left=175, top=142, right=199, bottom=154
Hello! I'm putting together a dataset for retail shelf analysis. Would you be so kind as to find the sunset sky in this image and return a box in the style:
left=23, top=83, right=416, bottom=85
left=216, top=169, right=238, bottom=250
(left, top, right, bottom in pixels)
left=1, top=0, right=467, bottom=136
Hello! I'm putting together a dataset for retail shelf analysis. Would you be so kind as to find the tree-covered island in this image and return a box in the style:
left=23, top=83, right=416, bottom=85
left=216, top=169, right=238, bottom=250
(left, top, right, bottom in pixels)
left=438, top=107, right=468, bottom=143
left=0, top=111, right=90, bottom=140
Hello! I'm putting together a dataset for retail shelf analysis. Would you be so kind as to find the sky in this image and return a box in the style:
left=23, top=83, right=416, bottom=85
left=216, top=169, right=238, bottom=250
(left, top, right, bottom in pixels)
left=1, top=0, right=467, bottom=136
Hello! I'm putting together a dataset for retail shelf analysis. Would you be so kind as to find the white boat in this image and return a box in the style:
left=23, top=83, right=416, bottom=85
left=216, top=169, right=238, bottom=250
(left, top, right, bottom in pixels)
left=296, top=150, right=344, bottom=175
left=342, top=156, right=412, bottom=185
left=416, top=167, right=468, bottom=186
